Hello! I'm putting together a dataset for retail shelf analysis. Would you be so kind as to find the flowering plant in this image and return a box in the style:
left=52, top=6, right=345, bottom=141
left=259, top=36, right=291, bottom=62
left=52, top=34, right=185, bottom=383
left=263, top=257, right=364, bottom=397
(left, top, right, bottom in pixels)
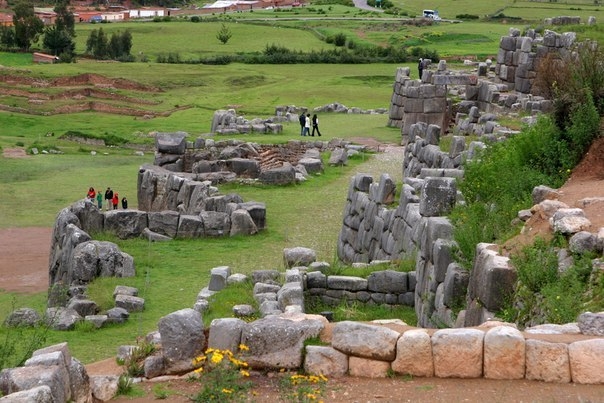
left=191, top=344, right=252, bottom=402
left=279, top=371, right=328, bottom=402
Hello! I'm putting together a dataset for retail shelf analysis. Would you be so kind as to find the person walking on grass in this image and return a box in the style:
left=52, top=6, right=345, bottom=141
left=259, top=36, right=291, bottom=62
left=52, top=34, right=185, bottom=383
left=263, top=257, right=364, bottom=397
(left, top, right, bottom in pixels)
left=87, top=187, right=96, bottom=200
left=299, top=112, right=306, bottom=136
left=304, top=113, right=311, bottom=137
left=311, top=114, right=322, bottom=137
left=121, top=196, right=128, bottom=209
left=104, top=187, right=113, bottom=211
left=96, top=190, right=103, bottom=209
left=112, top=192, right=119, bottom=210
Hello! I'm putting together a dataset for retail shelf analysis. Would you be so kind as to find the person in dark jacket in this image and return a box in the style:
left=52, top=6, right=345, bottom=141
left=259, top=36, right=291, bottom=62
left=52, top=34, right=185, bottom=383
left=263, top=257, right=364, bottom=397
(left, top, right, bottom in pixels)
left=311, top=114, right=322, bottom=137
left=418, top=58, right=423, bottom=80
left=121, top=196, right=128, bottom=209
left=299, top=113, right=306, bottom=136
left=104, top=187, right=113, bottom=211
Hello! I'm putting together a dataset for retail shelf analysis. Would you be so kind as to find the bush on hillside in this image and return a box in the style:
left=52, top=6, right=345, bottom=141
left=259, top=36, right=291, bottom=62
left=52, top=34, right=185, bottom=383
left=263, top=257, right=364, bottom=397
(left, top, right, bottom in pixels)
left=450, top=93, right=600, bottom=268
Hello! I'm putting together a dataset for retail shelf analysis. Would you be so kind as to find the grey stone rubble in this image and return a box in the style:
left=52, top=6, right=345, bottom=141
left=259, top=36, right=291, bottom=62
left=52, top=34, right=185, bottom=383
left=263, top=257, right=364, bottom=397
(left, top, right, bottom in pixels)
left=211, top=109, right=283, bottom=135
left=210, top=103, right=388, bottom=135
left=153, top=132, right=364, bottom=185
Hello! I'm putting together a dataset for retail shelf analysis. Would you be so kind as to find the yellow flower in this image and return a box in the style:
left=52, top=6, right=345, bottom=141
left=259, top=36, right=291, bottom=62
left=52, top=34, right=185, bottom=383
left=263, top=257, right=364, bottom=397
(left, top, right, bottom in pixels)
left=239, top=344, right=249, bottom=351
left=193, top=367, right=204, bottom=374
left=211, top=352, right=224, bottom=364
left=221, top=388, right=233, bottom=394
left=240, top=369, right=250, bottom=377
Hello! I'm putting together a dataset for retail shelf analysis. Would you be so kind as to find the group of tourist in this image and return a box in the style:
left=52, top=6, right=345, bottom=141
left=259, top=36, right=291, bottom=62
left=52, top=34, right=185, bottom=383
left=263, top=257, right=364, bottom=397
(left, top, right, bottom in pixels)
left=86, top=187, right=128, bottom=210
left=298, top=113, right=322, bottom=137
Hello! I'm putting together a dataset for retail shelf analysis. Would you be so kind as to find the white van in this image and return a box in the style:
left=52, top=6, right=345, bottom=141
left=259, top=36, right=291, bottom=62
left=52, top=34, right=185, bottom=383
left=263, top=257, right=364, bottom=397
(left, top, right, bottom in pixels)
left=423, top=9, right=441, bottom=20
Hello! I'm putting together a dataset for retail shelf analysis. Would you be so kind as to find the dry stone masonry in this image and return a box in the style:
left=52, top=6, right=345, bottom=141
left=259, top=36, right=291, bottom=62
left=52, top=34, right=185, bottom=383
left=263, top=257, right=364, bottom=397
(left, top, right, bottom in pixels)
left=495, top=27, right=576, bottom=94
left=152, top=132, right=364, bottom=186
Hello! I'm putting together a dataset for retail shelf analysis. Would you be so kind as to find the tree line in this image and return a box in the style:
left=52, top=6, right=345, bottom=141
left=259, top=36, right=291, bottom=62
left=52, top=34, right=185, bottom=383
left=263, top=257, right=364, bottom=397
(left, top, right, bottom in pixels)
left=0, top=0, right=132, bottom=62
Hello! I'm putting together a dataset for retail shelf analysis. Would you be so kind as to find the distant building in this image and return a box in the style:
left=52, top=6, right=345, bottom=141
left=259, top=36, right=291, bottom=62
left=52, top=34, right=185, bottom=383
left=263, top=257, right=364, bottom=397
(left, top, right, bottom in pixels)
left=34, top=8, right=57, bottom=25
left=0, top=12, right=12, bottom=27
left=201, top=0, right=259, bottom=13
left=129, top=7, right=166, bottom=19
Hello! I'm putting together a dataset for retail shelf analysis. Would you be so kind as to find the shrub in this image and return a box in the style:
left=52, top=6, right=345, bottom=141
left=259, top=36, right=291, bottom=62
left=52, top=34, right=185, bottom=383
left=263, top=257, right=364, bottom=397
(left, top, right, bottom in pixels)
left=190, top=16, right=200, bottom=22
left=456, top=14, right=479, bottom=20
left=333, top=33, right=347, bottom=47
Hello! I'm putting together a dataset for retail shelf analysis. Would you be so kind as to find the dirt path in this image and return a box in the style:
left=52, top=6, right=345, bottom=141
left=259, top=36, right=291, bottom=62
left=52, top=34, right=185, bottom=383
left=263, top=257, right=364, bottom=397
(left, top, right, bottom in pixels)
left=0, top=227, right=51, bottom=293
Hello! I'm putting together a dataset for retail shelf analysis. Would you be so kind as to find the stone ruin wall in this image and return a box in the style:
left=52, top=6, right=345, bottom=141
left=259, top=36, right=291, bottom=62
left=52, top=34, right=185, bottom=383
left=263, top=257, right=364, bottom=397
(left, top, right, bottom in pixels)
left=388, top=28, right=579, bottom=139
left=495, top=28, right=576, bottom=94
left=337, top=122, right=518, bottom=328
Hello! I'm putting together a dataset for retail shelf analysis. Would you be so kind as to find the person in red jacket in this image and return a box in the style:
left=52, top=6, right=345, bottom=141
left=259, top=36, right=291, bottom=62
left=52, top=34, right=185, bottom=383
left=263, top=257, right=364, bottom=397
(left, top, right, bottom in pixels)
left=87, top=187, right=96, bottom=200
left=112, top=192, right=119, bottom=210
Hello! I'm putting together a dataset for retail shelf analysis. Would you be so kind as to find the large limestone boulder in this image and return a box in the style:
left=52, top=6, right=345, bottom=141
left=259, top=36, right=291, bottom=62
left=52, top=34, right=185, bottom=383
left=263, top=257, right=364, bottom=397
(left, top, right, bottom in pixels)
left=208, top=318, right=246, bottom=352
left=259, top=164, right=296, bottom=185
left=71, top=241, right=135, bottom=284
left=283, top=247, right=316, bottom=268
left=392, top=329, right=434, bottom=377
left=328, top=148, right=347, bottom=166
left=49, top=223, right=90, bottom=287
left=297, top=157, right=323, bottom=175
left=466, top=243, right=515, bottom=318
left=238, top=201, right=266, bottom=231
left=89, top=375, right=118, bottom=402
left=432, top=328, right=484, bottom=378
left=69, top=199, right=104, bottom=234
left=304, top=346, right=348, bottom=377
left=229, top=209, right=258, bottom=236
left=577, top=311, right=604, bottom=336
left=200, top=211, right=230, bottom=237
left=550, top=208, right=591, bottom=235
left=241, top=314, right=325, bottom=369
left=148, top=211, right=180, bottom=238
left=419, top=177, right=457, bottom=217
left=3, top=308, right=42, bottom=327
left=104, top=210, right=148, bottom=239
left=525, top=339, right=570, bottom=383
left=0, top=365, right=70, bottom=403
left=367, top=270, right=407, bottom=293
left=331, top=321, right=400, bottom=361
left=348, top=356, right=390, bottom=378
left=155, top=132, right=187, bottom=154
left=277, top=282, right=304, bottom=311
left=176, top=214, right=204, bottom=238
left=483, top=326, right=525, bottom=379
left=0, top=385, right=53, bottom=402
left=568, top=339, right=604, bottom=384
left=208, top=266, right=230, bottom=291
left=157, top=308, right=205, bottom=374
left=45, top=307, right=82, bottom=331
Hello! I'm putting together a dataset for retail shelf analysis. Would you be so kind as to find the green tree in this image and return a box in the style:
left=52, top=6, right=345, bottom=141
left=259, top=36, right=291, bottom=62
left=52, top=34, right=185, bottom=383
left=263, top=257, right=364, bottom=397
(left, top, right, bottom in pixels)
left=12, top=0, right=44, bottom=50
left=42, top=25, right=75, bottom=61
left=86, top=27, right=108, bottom=59
left=0, top=26, right=16, bottom=49
left=54, top=0, right=75, bottom=37
left=216, top=23, right=232, bottom=45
